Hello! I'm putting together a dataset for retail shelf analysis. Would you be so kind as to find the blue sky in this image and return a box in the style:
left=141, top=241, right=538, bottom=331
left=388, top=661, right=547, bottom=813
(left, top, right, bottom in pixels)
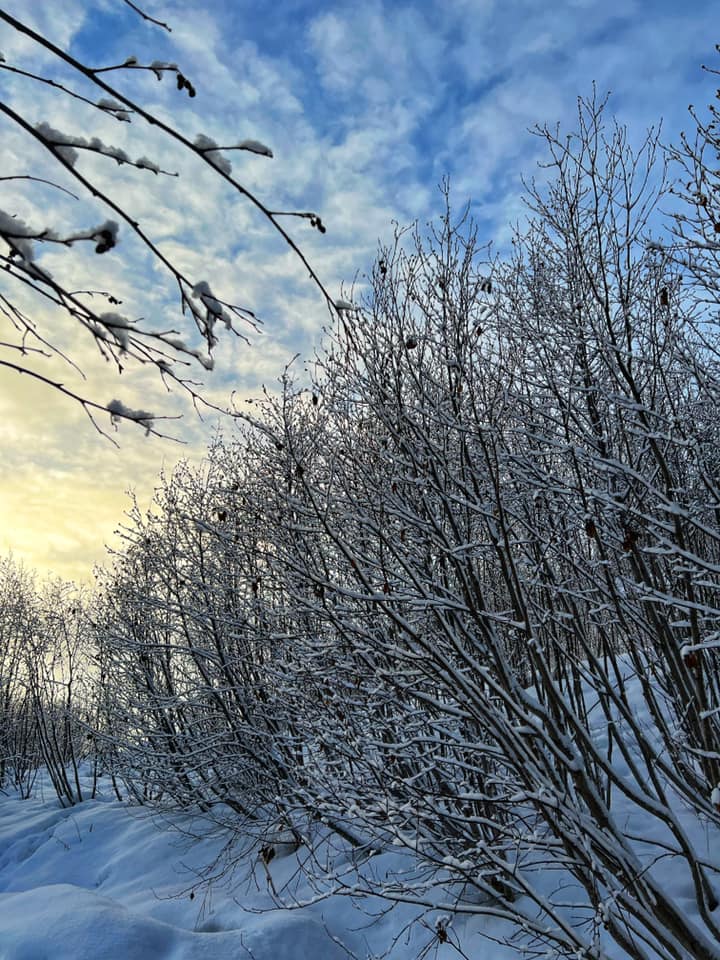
left=0, top=0, right=717, bottom=580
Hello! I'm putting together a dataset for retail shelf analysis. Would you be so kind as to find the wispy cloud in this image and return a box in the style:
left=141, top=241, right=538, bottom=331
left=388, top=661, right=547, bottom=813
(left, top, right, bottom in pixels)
left=0, top=0, right=717, bottom=580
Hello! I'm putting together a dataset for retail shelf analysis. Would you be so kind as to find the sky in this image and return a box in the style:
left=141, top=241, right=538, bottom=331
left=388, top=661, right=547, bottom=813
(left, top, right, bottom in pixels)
left=0, top=0, right=718, bottom=582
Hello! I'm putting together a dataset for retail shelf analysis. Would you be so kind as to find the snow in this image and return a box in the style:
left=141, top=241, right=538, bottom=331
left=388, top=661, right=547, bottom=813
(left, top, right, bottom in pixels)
left=2, top=662, right=718, bottom=960
left=96, top=99, right=131, bottom=122
left=193, top=135, right=232, bottom=176
left=189, top=348, right=215, bottom=371
left=0, top=774, right=470, bottom=960
left=136, top=156, right=161, bottom=174
left=34, top=122, right=164, bottom=173
left=98, top=312, right=132, bottom=350
left=107, top=399, right=155, bottom=433
left=94, top=220, right=119, bottom=245
left=236, top=139, right=273, bottom=158
left=0, top=208, right=39, bottom=261
left=192, top=280, right=233, bottom=335
left=34, top=121, right=80, bottom=167
left=150, top=60, right=179, bottom=80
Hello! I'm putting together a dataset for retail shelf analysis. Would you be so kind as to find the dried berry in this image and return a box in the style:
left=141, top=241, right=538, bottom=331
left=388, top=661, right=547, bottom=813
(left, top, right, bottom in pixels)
left=683, top=649, right=700, bottom=669
left=95, top=229, right=115, bottom=254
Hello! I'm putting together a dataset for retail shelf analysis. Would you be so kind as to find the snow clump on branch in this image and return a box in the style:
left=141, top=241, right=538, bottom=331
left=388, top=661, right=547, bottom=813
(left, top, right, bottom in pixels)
left=107, top=399, right=155, bottom=434
left=34, top=122, right=169, bottom=174
left=192, top=280, right=233, bottom=345
left=236, top=139, right=273, bottom=158
left=193, top=134, right=232, bottom=175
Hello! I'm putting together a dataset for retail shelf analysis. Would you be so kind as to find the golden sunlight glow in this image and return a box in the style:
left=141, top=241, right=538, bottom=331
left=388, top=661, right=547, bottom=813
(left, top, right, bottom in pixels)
left=0, top=367, right=187, bottom=583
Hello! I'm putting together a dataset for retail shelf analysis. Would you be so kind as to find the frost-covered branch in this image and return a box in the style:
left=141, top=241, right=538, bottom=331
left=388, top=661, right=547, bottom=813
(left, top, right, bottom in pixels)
left=0, top=4, right=336, bottom=436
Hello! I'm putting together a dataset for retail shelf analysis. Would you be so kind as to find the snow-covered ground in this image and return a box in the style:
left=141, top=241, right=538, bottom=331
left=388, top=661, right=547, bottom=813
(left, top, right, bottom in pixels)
left=0, top=773, right=487, bottom=960
left=1, top=667, right=718, bottom=960
left=2, top=771, right=713, bottom=960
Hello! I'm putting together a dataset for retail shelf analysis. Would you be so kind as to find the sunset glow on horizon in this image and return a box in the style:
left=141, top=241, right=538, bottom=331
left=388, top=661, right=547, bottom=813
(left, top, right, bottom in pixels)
left=1, top=0, right=717, bottom=582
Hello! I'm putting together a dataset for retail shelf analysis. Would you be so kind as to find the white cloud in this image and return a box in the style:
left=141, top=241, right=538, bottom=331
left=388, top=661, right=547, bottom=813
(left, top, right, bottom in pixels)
left=1, top=0, right=718, bottom=580
left=0, top=0, right=89, bottom=60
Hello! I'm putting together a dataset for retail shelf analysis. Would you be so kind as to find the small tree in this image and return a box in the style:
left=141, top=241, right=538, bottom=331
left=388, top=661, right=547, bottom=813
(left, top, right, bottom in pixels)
left=237, top=100, right=720, bottom=958
left=669, top=44, right=720, bottom=304
left=0, top=556, right=40, bottom=797
left=89, top=448, right=305, bottom=817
